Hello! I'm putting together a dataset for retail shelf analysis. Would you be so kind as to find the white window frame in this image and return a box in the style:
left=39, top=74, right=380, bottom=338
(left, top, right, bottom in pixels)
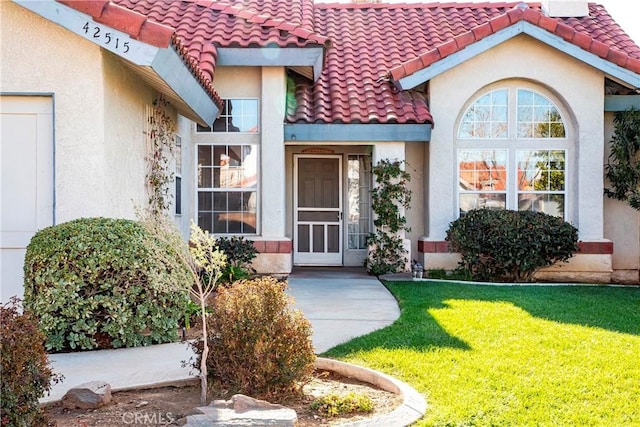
left=456, top=82, right=572, bottom=219
left=196, top=143, right=259, bottom=235
left=195, top=98, right=260, bottom=134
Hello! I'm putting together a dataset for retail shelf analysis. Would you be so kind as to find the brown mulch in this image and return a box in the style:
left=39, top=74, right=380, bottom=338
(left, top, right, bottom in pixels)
left=44, top=369, right=402, bottom=426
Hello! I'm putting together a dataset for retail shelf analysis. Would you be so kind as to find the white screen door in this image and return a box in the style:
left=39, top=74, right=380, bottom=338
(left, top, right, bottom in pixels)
left=294, top=155, right=342, bottom=265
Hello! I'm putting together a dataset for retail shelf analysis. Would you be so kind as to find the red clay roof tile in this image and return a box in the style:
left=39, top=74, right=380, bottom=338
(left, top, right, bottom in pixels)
left=62, top=1, right=640, bottom=126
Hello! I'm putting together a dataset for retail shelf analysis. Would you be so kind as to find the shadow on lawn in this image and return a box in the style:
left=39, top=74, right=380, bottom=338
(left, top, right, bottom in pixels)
left=324, top=281, right=640, bottom=357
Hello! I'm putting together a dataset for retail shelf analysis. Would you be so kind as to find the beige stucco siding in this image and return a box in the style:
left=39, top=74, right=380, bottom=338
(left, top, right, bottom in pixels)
left=102, top=53, right=155, bottom=219
left=603, top=112, right=640, bottom=283
left=1, top=1, right=156, bottom=222
left=428, top=34, right=604, bottom=241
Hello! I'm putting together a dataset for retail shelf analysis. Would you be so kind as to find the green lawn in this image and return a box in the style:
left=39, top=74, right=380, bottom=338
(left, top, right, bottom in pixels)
left=323, top=281, right=640, bottom=426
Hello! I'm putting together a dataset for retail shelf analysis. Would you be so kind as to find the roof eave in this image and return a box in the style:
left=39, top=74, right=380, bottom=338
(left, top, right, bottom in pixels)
left=395, top=21, right=640, bottom=91
left=14, top=0, right=219, bottom=126
left=217, top=47, right=325, bottom=81
left=284, top=123, right=431, bottom=142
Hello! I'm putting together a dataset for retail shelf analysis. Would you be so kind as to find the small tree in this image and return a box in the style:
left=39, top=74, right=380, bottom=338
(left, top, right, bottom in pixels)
left=365, top=159, right=412, bottom=275
left=605, top=108, right=640, bottom=209
left=138, top=213, right=226, bottom=405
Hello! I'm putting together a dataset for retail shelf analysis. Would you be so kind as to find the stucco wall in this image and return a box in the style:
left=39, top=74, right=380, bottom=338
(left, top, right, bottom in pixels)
left=603, top=112, right=640, bottom=284
left=423, top=34, right=611, bottom=281
left=103, top=54, right=156, bottom=219
left=1, top=1, right=156, bottom=223
left=428, top=34, right=604, bottom=241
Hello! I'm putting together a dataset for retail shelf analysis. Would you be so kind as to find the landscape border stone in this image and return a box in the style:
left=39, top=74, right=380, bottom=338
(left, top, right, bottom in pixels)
left=315, top=358, right=426, bottom=427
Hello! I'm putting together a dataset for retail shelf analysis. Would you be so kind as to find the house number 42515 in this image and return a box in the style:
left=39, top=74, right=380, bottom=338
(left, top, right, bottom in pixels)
left=82, top=22, right=130, bottom=53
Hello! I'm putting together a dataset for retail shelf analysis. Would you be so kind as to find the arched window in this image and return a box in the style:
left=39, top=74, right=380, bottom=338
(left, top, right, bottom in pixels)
left=457, top=85, right=569, bottom=219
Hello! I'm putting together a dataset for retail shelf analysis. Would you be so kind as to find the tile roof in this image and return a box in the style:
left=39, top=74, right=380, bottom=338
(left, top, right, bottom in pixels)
left=56, top=0, right=222, bottom=108
left=386, top=2, right=640, bottom=82
left=288, top=1, right=640, bottom=125
left=59, top=1, right=640, bottom=126
left=114, top=0, right=329, bottom=82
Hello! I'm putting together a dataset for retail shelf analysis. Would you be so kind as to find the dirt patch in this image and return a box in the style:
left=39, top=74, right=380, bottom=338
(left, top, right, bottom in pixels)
left=45, top=369, right=402, bottom=426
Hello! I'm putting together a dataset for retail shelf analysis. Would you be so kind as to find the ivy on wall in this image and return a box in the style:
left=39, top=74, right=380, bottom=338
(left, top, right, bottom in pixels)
left=365, top=159, right=412, bottom=276
left=146, top=96, right=176, bottom=215
left=605, top=108, right=640, bottom=210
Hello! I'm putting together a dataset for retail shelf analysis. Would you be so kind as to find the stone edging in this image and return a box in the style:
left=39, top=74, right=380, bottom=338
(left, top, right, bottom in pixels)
left=315, top=358, right=426, bottom=426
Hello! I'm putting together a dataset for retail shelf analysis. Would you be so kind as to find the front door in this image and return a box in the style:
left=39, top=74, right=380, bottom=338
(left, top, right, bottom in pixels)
left=294, top=155, right=342, bottom=265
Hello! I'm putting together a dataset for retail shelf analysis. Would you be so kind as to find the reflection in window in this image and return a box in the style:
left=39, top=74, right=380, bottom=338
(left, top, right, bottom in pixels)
left=517, top=150, right=565, bottom=218
left=517, top=90, right=565, bottom=138
left=196, top=99, right=259, bottom=133
left=459, top=150, right=507, bottom=213
left=458, top=89, right=508, bottom=138
left=197, top=144, right=257, bottom=234
left=347, top=155, right=372, bottom=250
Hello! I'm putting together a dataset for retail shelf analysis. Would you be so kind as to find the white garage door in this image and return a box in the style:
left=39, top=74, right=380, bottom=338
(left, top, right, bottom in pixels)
left=1, top=96, right=53, bottom=301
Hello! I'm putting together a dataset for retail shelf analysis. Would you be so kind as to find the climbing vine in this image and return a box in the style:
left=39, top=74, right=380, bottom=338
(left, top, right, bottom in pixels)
left=365, top=159, right=412, bottom=276
left=146, top=96, right=176, bottom=215
left=605, top=108, right=640, bottom=210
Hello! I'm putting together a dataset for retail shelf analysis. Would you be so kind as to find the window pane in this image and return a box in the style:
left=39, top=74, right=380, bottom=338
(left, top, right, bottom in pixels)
left=517, top=89, right=565, bottom=139
left=517, top=150, right=565, bottom=191
left=198, top=146, right=212, bottom=166
left=458, top=89, right=508, bottom=138
left=459, top=150, right=507, bottom=191
left=518, top=194, right=564, bottom=219
left=198, top=192, right=213, bottom=211
left=460, top=193, right=506, bottom=214
left=517, top=150, right=565, bottom=218
left=347, top=155, right=372, bottom=250
left=210, top=99, right=259, bottom=133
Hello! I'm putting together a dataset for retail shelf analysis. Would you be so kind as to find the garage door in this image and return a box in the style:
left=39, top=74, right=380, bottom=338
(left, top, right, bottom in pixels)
left=1, top=96, right=53, bottom=301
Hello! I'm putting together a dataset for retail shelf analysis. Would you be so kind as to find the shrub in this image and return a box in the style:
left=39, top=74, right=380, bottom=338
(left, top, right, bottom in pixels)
left=446, top=209, right=579, bottom=282
left=215, top=236, right=258, bottom=283
left=365, top=159, right=412, bottom=276
left=23, top=217, right=192, bottom=352
left=1, top=297, right=61, bottom=426
left=194, top=277, right=315, bottom=401
left=310, top=392, right=374, bottom=417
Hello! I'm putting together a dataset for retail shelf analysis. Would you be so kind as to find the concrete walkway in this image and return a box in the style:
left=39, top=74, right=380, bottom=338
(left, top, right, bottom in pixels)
left=41, top=268, right=400, bottom=404
left=288, top=267, right=400, bottom=353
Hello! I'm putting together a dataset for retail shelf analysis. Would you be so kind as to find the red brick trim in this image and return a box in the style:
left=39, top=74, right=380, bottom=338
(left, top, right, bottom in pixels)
left=578, top=241, right=613, bottom=255
left=417, top=240, right=613, bottom=255
left=417, top=241, right=450, bottom=253
left=252, top=240, right=292, bottom=254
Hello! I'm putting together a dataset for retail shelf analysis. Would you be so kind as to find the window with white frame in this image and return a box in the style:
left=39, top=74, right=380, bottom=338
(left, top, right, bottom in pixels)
left=197, top=144, right=258, bottom=234
left=457, top=86, right=569, bottom=219
left=196, top=98, right=259, bottom=234
left=196, top=99, right=259, bottom=133
left=347, top=154, right=372, bottom=250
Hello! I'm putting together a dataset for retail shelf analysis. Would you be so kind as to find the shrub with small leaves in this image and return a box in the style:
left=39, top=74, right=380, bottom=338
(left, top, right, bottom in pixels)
left=215, top=236, right=258, bottom=283
left=310, top=392, right=374, bottom=417
left=1, top=297, right=62, bottom=426
left=23, top=217, right=192, bottom=352
left=446, top=209, right=579, bottom=282
left=194, top=277, right=315, bottom=401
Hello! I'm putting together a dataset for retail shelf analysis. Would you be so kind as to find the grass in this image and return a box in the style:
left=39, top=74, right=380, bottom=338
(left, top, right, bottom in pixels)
left=323, top=281, right=640, bottom=426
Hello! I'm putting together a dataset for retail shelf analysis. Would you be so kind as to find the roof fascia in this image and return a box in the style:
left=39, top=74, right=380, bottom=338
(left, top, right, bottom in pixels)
left=397, top=21, right=640, bottom=91
left=604, top=95, right=640, bottom=111
left=152, top=49, right=219, bottom=125
left=14, top=0, right=219, bottom=125
left=284, top=124, right=431, bottom=142
left=217, top=47, right=325, bottom=81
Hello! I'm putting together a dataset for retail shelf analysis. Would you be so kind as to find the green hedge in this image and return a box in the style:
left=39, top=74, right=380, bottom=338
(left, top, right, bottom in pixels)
left=446, top=209, right=578, bottom=282
left=24, top=217, right=191, bottom=352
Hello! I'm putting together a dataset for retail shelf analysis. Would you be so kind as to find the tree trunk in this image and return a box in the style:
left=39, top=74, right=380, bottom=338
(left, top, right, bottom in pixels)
left=199, top=298, right=209, bottom=406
